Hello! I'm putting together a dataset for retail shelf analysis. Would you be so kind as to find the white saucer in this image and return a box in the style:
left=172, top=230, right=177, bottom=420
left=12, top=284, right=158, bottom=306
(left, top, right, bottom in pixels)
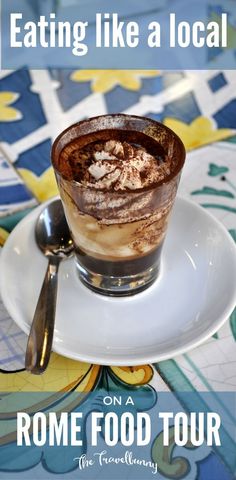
left=1, top=197, right=236, bottom=366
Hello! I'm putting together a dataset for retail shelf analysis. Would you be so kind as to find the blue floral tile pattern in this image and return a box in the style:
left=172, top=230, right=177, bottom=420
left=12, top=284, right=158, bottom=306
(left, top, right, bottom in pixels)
left=0, top=151, right=36, bottom=213
left=0, top=67, right=236, bottom=479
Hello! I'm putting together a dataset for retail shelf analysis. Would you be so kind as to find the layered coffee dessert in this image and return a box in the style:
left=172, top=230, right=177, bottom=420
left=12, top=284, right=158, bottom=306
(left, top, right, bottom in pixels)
left=52, top=115, right=185, bottom=294
left=56, top=132, right=178, bottom=278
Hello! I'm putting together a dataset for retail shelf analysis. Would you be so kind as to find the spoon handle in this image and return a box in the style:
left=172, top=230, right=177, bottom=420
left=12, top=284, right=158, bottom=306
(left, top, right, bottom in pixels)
left=25, top=255, right=61, bottom=374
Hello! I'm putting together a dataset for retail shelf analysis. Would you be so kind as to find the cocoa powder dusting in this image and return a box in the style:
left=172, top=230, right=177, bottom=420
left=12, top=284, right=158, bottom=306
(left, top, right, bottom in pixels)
left=59, top=138, right=171, bottom=191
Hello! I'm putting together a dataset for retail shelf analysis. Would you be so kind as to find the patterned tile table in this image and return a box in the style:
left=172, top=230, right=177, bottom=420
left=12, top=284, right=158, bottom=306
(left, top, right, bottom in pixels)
left=0, top=69, right=235, bottom=479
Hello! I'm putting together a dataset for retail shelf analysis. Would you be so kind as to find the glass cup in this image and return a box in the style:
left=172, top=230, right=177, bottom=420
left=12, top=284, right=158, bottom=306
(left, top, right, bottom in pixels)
left=51, top=114, right=185, bottom=296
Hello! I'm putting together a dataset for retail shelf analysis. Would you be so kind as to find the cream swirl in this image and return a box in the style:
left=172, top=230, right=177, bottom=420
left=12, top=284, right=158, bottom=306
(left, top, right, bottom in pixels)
left=83, top=140, right=170, bottom=190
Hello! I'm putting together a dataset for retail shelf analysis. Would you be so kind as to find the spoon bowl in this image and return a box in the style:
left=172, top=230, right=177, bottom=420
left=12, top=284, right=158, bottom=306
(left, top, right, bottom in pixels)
left=25, top=198, right=74, bottom=374
left=35, top=199, right=74, bottom=257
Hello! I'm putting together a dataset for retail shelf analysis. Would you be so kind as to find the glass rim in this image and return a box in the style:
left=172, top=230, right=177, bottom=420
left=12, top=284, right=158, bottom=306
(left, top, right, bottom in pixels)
left=51, top=113, right=186, bottom=194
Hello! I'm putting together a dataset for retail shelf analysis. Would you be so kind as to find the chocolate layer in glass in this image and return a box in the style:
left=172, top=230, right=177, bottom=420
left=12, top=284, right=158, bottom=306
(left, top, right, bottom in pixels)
left=51, top=115, right=185, bottom=295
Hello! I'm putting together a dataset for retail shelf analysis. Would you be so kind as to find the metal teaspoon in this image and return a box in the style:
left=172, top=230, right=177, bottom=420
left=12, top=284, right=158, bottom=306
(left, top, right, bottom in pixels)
left=25, top=199, right=74, bottom=374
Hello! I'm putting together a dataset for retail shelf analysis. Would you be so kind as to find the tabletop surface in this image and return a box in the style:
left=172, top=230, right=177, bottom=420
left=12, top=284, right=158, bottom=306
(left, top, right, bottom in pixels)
left=0, top=68, right=235, bottom=479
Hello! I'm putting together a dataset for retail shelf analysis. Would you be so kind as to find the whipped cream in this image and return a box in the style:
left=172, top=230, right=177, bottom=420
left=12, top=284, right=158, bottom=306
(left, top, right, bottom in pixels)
left=77, top=140, right=170, bottom=190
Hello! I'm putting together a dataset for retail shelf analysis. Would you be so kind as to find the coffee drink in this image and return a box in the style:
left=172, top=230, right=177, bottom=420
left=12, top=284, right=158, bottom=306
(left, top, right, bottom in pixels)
left=52, top=115, right=185, bottom=295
